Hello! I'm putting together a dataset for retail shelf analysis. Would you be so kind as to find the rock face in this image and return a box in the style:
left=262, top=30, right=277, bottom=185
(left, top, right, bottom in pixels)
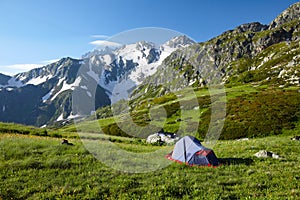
left=269, top=2, right=300, bottom=29
left=254, top=150, right=281, bottom=159
left=0, top=73, right=11, bottom=86
left=132, top=2, right=300, bottom=100
left=235, top=22, right=268, bottom=33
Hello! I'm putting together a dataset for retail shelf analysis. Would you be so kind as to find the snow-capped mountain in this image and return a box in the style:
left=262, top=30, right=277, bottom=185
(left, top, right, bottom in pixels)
left=0, top=57, right=111, bottom=126
left=82, top=35, right=195, bottom=103
left=0, top=35, right=195, bottom=126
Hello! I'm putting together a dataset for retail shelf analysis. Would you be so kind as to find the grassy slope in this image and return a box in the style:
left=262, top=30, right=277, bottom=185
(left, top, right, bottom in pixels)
left=227, top=41, right=300, bottom=86
left=0, top=133, right=299, bottom=199
left=3, top=84, right=298, bottom=141
left=60, top=84, right=300, bottom=141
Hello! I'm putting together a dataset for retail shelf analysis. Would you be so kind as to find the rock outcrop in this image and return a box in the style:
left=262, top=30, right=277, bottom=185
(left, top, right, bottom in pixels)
left=254, top=150, right=281, bottom=159
left=132, top=2, right=300, bottom=100
left=146, top=132, right=179, bottom=145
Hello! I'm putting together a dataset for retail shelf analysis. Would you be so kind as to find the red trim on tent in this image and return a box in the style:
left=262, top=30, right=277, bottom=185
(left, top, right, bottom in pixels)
left=195, top=150, right=212, bottom=156
left=165, top=151, right=219, bottom=168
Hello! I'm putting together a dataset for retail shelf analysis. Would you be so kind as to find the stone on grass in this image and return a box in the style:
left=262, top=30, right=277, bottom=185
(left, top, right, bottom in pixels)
left=254, top=150, right=281, bottom=159
left=236, top=138, right=249, bottom=141
left=291, top=136, right=300, bottom=141
left=146, top=131, right=179, bottom=145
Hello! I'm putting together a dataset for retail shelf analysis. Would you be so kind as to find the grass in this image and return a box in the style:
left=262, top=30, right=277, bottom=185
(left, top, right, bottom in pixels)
left=1, top=84, right=299, bottom=198
left=0, top=133, right=299, bottom=199
left=0, top=122, right=44, bottom=135
left=59, top=84, right=300, bottom=142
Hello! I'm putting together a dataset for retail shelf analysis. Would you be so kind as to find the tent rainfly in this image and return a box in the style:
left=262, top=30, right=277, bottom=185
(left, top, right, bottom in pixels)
left=166, top=136, right=219, bottom=166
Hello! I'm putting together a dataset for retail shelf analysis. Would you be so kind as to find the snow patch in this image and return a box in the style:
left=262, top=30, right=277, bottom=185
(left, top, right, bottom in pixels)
left=26, top=74, right=53, bottom=85
left=51, top=77, right=82, bottom=101
left=67, top=113, right=81, bottom=120
left=56, top=113, right=64, bottom=121
left=86, top=91, right=92, bottom=97
left=102, top=54, right=112, bottom=64
left=80, top=85, right=88, bottom=90
left=6, top=88, right=14, bottom=91
left=7, top=78, right=24, bottom=88
left=16, top=75, right=27, bottom=81
left=42, top=89, right=54, bottom=102
left=115, top=42, right=153, bottom=66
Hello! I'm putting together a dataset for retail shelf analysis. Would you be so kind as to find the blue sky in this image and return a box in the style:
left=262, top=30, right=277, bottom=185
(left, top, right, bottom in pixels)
left=0, top=0, right=298, bottom=75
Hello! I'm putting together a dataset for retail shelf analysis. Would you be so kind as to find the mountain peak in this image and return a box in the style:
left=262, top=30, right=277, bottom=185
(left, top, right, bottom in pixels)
left=269, top=2, right=300, bottom=29
left=163, top=35, right=196, bottom=49
left=235, top=22, right=268, bottom=33
left=135, top=41, right=155, bottom=51
left=82, top=46, right=114, bottom=59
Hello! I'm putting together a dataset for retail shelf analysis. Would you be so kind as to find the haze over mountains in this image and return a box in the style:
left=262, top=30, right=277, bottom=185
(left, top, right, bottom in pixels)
left=0, top=2, right=299, bottom=127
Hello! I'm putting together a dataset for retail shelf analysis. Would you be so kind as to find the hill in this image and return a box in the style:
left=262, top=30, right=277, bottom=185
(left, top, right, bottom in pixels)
left=69, top=84, right=300, bottom=140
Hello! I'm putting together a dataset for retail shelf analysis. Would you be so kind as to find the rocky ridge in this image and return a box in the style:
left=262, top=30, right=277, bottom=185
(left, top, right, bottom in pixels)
left=132, top=2, right=300, bottom=100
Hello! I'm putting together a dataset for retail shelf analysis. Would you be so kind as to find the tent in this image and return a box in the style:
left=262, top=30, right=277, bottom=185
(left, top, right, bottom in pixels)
left=166, top=136, right=219, bottom=166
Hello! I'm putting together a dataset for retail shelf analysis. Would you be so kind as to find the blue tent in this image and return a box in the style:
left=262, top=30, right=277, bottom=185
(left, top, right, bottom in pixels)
left=167, top=136, right=219, bottom=166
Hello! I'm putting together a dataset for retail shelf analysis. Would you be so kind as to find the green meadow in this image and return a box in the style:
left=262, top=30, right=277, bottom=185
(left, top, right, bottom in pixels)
left=0, top=133, right=299, bottom=199
left=1, top=84, right=300, bottom=199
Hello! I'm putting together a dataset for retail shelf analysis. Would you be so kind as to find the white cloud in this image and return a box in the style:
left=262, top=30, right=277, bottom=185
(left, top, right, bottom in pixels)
left=0, top=64, right=43, bottom=76
left=0, top=59, right=60, bottom=76
left=91, top=35, right=109, bottom=39
left=90, top=40, right=122, bottom=48
left=41, top=59, right=60, bottom=64
left=4, top=63, right=43, bottom=70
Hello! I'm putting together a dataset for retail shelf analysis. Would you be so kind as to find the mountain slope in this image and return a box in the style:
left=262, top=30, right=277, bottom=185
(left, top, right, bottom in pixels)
left=0, top=36, right=194, bottom=126
left=269, top=1, right=300, bottom=29
left=0, top=58, right=111, bottom=126
left=0, top=2, right=299, bottom=127
left=87, top=36, right=195, bottom=103
left=0, top=73, right=11, bottom=86
left=132, top=2, right=300, bottom=101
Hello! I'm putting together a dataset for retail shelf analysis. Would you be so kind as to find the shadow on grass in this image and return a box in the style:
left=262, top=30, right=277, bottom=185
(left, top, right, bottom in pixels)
left=218, top=158, right=253, bottom=166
